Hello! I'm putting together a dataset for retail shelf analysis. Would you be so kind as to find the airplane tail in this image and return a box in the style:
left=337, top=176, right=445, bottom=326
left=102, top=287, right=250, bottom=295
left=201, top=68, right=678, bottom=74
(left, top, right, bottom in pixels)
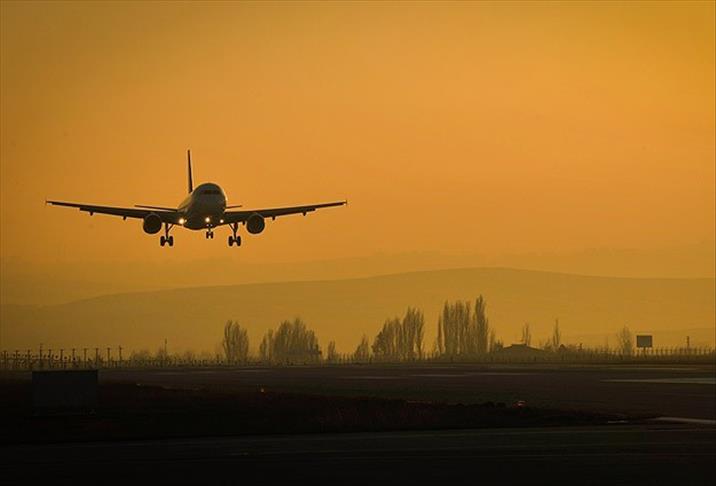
left=187, top=149, right=194, bottom=193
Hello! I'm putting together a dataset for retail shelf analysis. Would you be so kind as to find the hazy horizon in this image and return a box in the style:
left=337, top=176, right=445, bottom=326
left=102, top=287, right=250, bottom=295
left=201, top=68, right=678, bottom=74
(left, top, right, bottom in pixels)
left=1, top=240, right=714, bottom=306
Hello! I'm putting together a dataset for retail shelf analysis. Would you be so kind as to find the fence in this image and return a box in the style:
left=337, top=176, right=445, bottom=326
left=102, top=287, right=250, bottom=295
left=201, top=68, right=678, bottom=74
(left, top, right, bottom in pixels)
left=1, top=344, right=714, bottom=371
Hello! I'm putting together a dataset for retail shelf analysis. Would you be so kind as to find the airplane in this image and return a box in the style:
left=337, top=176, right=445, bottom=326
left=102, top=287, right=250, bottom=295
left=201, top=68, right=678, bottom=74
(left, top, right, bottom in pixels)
left=47, top=150, right=347, bottom=247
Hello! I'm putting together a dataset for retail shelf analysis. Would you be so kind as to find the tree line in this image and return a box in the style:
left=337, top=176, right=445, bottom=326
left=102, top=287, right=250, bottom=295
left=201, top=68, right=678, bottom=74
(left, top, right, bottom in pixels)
left=219, top=296, right=648, bottom=364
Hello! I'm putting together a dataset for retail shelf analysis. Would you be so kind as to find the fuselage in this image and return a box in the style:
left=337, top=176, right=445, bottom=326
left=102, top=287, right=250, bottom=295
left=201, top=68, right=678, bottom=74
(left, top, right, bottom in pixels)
left=177, top=182, right=227, bottom=230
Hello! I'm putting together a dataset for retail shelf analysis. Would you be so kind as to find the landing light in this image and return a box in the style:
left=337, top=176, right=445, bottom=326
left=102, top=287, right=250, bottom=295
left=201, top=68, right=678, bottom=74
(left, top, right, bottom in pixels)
left=178, top=218, right=186, bottom=225
left=219, top=219, right=224, bottom=224
left=205, top=217, right=211, bottom=223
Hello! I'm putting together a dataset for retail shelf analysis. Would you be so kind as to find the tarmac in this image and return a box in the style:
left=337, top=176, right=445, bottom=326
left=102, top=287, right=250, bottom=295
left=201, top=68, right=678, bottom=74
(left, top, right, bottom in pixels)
left=2, top=424, right=714, bottom=485
left=2, top=363, right=714, bottom=484
left=102, top=363, right=716, bottom=419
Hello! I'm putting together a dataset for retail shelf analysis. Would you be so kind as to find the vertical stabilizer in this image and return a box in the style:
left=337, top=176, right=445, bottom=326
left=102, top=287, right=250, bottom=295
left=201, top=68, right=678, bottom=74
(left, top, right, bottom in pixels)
left=187, top=149, right=194, bottom=193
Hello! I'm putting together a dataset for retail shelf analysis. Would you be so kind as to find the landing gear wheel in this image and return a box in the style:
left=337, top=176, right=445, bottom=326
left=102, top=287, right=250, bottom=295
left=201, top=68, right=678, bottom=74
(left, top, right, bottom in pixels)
left=161, top=223, right=174, bottom=247
left=229, top=223, right=241, bottom=248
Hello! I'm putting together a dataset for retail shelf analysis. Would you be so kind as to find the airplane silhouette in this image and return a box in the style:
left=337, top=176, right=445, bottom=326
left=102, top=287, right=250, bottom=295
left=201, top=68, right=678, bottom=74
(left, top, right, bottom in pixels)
left=47, top=150, right=346, bottom=247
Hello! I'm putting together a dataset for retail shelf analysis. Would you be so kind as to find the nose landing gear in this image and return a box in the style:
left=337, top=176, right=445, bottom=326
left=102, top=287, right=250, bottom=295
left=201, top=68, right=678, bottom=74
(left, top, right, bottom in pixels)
left=159, top=223, right=174, bottom=247
left=205, top=229, right=214, bottom=239
left=228, top=222, right=241, bottom=247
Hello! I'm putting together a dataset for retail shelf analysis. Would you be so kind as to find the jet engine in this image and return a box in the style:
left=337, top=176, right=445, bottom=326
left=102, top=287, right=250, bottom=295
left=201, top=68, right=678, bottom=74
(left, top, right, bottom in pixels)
left=142, top=213, right=162, bottom=234
left=246, top=213, right=265, bottom=234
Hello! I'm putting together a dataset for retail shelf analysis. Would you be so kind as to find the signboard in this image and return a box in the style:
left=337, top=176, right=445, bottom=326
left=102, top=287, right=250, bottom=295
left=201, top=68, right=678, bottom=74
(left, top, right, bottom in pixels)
left=636, top=335, right=653, bottom=349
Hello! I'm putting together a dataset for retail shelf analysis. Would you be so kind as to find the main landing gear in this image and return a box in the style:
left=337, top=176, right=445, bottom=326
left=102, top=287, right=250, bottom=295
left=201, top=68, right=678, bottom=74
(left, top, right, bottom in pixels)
left=228, top=222, right=242, bottom=247
left=160, top=223, right=174, bottom=247
left=205, top=229, right=215, bottom=239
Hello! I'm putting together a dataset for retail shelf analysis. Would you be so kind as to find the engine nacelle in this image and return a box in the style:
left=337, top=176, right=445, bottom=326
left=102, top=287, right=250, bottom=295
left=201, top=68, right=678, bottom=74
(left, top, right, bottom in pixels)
left=246, top=213, right=265, bottom=234
left=142, top=213, right=162, bottom=234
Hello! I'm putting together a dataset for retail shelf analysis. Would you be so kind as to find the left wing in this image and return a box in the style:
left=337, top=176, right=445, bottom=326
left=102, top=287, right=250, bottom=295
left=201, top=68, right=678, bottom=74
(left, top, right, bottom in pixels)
left=221, top=200, right=347, bottom=225
left=46, top=200, right=180, bottom=223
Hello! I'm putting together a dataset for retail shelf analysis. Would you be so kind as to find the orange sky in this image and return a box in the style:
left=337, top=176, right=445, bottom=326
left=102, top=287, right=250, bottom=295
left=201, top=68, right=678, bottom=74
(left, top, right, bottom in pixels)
left=1, top=1, right=714, bottom=268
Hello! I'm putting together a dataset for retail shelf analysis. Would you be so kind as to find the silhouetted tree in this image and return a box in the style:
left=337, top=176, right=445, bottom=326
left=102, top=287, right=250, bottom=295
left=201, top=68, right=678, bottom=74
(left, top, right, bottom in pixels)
left=550, top=318, right=561, bottom=351
left=489, top=329, right=497, bottom=353
left=437, top=300, right=471, bottom=357
left=223, top=320, right=250, bottom=363
left=474, top=295, right=490, bottom=355
left=260, top=318, right=321, bottom=364
left=437, top=297, right=492, bottom=358
left=326, top=341, right=339, bottom=363
left=402, top=307, right=425, bottom=360
left=521, top=323, right=532, bottom=347
left=372, top=308, right=425, bottom=362
left=130, top=349, right=152, bottom=365
left=372, top=317, right=401, bottom=361
left=259, top=329, right=274, bottom=362
left=616, top=326, right=633, bottom=356
left=353, top=335, right=370, bottom=362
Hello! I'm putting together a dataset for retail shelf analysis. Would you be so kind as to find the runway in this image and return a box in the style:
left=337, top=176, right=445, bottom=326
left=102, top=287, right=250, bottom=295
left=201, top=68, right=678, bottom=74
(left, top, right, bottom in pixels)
left=103, top=363, right=716, bottom=420
left=2, top=424, right=714, bottom=485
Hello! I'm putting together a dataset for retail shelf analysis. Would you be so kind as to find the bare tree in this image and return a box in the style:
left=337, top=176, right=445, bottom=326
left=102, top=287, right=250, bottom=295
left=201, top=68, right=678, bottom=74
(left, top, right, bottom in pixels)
left=353, top=335, right=370, bottom=362
left=474, top=295, right=490, bottom=355
left=550, top=318, right=561, bottom=351
left=437, top=300, right=471, bottom=357
left=326, top=341, right=339, bottom=363
left=521, top=323, right=532, bottom=347
left=373, top=308, right=425, bottom=362
left=130, top=349, right=152, bottom=365
left=259, top=329, right=274, bottom=362
left=260, top=318, right=321, bottom=364
left=402, top=307, right=425, bottom=360
left=372, top=317, right=401, bottom=361
left=616, top=326, right=633, bottom=356
left=222, top=320, right=249, bottom=364
left=488, top=329, right=497, bottom=353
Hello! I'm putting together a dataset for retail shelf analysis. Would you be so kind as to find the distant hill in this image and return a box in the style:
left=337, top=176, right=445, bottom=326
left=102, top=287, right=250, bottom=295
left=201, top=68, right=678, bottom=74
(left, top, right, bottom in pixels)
left=1, top=268, right=714, bottom=354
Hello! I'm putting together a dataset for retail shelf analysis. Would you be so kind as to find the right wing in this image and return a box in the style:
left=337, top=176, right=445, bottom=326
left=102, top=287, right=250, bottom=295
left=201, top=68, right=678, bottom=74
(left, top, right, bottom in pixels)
left=221, top=200, right=347, bottom=225
left=46, top=200, right=180, bottom=223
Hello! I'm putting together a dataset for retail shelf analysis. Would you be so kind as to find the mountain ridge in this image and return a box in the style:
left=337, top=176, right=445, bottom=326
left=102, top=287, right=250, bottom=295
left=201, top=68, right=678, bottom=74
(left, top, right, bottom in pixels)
left=2, top=267, right=713, bottom=353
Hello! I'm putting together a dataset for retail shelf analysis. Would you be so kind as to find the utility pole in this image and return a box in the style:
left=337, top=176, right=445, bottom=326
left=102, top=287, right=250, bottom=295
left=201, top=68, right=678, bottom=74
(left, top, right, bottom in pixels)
left=95, top=347, right=99, bottom=367
left=106, top=347, right=111, bottom=367
left=118, top=345, right=123, bottom=367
